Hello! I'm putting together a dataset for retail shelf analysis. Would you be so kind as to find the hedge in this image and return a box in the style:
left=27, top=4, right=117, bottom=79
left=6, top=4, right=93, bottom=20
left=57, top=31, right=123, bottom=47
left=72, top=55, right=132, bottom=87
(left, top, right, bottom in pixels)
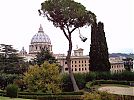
left=18, top=95, right=83, bottom=100
left=18, top=91, right=84, bottom=96
left=85, top=80, right=134, bottom=89
left=62, top=72, right=134, bottom=92
left=18, top=91, right=84, bottom=100
left=92, top=80, right=130, bottom=85
left=38, top=95, right=83, bottom=100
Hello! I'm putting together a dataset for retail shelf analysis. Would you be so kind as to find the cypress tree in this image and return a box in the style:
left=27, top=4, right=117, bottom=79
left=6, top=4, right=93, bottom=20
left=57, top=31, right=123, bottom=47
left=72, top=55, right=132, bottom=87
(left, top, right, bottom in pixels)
left=89, top=22, right=111, bottom=71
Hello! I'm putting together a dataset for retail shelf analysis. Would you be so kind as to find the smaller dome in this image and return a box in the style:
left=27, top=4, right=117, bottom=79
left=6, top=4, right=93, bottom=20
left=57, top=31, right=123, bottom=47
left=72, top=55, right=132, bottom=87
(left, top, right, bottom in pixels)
left=19, top=47, right=27, bottom=56
left=31, top=25, right=51, bottom=44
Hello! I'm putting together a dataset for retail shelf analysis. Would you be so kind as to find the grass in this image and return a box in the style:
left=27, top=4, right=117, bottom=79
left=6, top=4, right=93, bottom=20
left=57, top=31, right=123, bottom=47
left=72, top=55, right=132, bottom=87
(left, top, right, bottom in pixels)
left=0, top=96, right=32, bottom=100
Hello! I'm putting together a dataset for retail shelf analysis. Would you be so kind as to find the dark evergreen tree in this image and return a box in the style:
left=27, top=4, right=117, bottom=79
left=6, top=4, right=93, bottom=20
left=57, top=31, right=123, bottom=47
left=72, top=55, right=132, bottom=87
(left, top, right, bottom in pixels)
left=34, top=48, right=57, bottom=66
left=89, top=22, right=111, bottom=72
left=0, top=44, right=28, bottom=89
left=0, top=44, right=28, bottom=74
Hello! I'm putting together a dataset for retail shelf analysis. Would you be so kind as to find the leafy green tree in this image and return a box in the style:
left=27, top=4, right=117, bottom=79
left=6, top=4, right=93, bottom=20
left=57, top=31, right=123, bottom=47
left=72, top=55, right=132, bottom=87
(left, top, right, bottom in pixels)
left=23, top=61, right=61, bottom=93
left=34, top=49, right=57, bottom=66
left=39, top=0, right=96, bottom=91
left=89, top=22, right=111, bottom=72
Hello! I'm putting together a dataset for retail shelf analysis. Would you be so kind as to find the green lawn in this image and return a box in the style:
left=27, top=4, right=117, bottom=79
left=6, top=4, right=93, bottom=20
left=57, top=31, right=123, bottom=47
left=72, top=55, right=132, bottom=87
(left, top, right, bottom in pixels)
left=0, top=96, right=32, bottom=100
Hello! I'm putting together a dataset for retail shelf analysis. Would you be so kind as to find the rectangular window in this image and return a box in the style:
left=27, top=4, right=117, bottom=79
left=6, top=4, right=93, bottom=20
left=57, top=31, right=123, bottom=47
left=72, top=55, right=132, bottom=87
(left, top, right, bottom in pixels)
left=65, top=68, right=68, bottom=71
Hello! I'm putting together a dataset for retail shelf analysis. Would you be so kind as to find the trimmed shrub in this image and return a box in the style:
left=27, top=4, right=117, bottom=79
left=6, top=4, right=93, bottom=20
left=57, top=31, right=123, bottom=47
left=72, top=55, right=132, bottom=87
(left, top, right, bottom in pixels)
left=6, top=84, right=18, bottom=98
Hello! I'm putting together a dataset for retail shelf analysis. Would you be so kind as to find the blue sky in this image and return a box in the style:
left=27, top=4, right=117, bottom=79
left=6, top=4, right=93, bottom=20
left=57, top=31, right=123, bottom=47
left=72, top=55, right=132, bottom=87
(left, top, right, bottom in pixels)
left=0, top=0, right=133, bottom=55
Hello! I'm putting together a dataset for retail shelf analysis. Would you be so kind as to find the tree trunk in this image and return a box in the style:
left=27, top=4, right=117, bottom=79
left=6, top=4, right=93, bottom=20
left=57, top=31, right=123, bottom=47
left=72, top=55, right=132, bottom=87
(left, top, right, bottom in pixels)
left=66, top=34, right=79, bottom=92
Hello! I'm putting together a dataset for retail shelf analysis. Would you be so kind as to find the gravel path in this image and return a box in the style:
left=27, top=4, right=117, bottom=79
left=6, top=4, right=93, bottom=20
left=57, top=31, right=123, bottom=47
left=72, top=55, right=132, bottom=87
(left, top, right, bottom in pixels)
left=98, top=86, right=134, bottom=96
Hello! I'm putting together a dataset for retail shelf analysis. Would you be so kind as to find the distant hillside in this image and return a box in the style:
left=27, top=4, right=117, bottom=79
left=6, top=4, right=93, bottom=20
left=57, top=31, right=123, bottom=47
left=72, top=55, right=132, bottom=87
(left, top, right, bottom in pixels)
left=109, top=53, right=134, bottom=59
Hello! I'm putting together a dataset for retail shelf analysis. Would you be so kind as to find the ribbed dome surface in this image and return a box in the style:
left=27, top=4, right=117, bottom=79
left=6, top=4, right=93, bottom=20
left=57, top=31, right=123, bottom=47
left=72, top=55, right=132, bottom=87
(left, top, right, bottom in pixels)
left=31, top=25, right=51, bottom=44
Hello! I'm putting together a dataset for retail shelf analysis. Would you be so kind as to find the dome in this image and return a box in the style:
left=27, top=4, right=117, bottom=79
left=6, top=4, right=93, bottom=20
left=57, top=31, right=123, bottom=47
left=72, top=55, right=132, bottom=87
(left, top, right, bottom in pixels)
left=31, top=25, right=51, bottom=44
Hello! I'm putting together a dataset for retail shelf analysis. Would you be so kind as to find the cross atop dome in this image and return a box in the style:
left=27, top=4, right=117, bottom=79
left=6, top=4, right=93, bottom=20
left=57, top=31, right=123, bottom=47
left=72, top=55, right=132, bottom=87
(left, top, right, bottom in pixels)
left=38, top=24, right=44, bottom=33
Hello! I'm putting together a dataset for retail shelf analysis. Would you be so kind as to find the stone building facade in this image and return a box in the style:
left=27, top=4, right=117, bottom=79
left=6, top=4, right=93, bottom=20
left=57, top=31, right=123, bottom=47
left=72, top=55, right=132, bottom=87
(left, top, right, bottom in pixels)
left=109, top=57, right=125, bottom=73
left=56, top=49, right=125, bottom=73
left=56, top=48, right=89, bottom=73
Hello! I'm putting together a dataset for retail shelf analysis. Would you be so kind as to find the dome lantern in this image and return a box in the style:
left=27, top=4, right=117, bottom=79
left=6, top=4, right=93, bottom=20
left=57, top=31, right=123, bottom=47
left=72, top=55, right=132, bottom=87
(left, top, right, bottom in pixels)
left=38, top=24, right=44, bottom=33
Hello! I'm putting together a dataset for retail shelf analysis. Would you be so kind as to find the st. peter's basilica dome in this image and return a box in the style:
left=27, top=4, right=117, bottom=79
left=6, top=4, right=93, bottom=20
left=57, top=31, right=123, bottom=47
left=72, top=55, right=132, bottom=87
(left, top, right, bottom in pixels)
left=31, top=25, right=51, bottom=44
left=29, top=24, right=52, bottom=55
